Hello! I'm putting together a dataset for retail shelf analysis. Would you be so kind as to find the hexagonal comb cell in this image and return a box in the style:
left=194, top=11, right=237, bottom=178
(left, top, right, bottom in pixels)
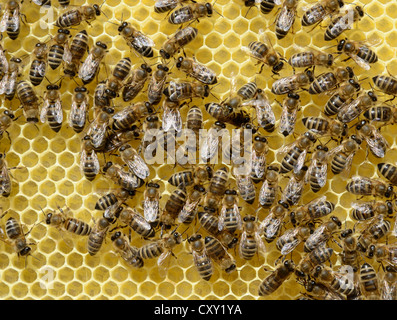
left=0, top=0, right=395, bottom=301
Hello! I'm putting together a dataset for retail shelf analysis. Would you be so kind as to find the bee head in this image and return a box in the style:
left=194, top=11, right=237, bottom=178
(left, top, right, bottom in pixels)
left=118, top=21, right=128, bottom=32
left=93, top=4, right=101, bottom=15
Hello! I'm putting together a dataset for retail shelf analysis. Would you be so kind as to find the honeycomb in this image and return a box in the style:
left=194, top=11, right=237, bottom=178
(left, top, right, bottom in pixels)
left=0, top=0, right=396, bottom=301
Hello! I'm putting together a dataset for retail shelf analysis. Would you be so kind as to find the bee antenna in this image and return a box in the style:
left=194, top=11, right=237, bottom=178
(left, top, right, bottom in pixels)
left=106, top=20, right=119, bottom=26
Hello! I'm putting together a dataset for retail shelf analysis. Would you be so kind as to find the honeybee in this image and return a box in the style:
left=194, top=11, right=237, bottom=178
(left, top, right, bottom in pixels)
left=306, top=145, right=329, bottom=193
left=200, top=121, right=227, bottom=163
left=102, top=161, right=145, bottom=192
left=95, top=188, right=135, bottom=211
left=119, top=144, right=150, bottom=180
left=356, top=215, right=391, bottom=253
left=258, top=165, right=279, bottom=208
left=367, top=243, right=397, bottom=268
left=260, top=200, right=289, bottom=242
left=337, top=90, right=378, bottom=124
left=169, top=2, right=213, bottom=24
left=381, top=266, right=397, bottom=300
left=323, top=79, right=361, bottom=116
left=301, top=0, right=344, bottom=27
left=281, top=165, right=307, bottom=207
left=29, top=42, right=48, bottom=87
left=87, top=217, right=110, bottom=256
left=279, top=92, right=300, bottom=137
left=324, top=5, right=364, bottom=41
left=112, top=102, right=153, bottom=132
left=188, top=234, right=213, bottom=281
left=176, top=56, right=217, bottom=85
left=163, top=80, right=210, bottom=102
left=63, top=30, right=89, bottom=78
left=355, top=120, right=388, bottom=158
left=160, top=26, right=198, bottom=60
left=119, top=207, right=155, bottom=239
left=16, top=80, right=40, bottom=123
left=122, top=64, right=152, bottom=102
left=258, top=260, right=295, bottom=296
left=309, top=66, right=354, bottom=95
left=0, top=110, right=16, bottom=141
left=378, top=163, right=397, bottom=186
left=303, top=279, right=345, bottom=300
left=275, top=0, right=299, bottom=40
left=204, top=166, right=228, bottom=206
left=205, top=102, right=252, bottom=127
left=218, top=190, right=241, bottom=233
left=364, top=105, right=397, bottom=125
left=327, top=135, right=361, bottom=176
left=87, top=107, right=113, bottom=150
left=178, top=184, right=206, bottom=225
left=302, top=116, right=348, bottom=140
left=69, top=87, right=89, bottom=133
left=239, top=215, right=265, bottom=260
left=359, top=262, right=380, bottom=300
left=372, top=75, right=397, bottom=99
left=311, top=265, right=359, bottom=298
left=55, top=4, right=102, bottom=28
left=104, top=57, right=132, bottom=99
left=147, top=64, right=169, bottom=105
left=0, top=56, right=22, bottom=101
left=303, top=216, right=342, bottom=252
left=289, top=196, right=335, bottom=227
left=276, top=223, right=315, bottom=255
left=271, top=69, right=314, bottom=95
left=79, top=41, right=108, bottom=85
left=169, top=165, right=213, bottom=188
left=80, top=135, right=100, bottom=181
left=251, top=135, right=268, bottom=182
left=161, top=187, right=188, bottom=228
left=1, top=215, right=35, bottom=258
left=111, top=231, right=144, bottom=268
left=235, top=173, right=256, bottom=205
left=346, top=176, right=394, bottom=198
left=137, top=228, right=183, bottom=273
left=243, top=33, right=284, bottom=74
left=118, top=22, right=155, bottom=58
left=289, top=48, right=334, bottom=70
left=0, top=0, right=23, bottom=40
left=162, top=98, right=182, bottom=132
left=40, top=84, right=63, bottom=133
left=204, top=236, right=236, bottom=273
left=278, top=131, right=316, bottom=174
left=48, top=28, right=71, bottom=70
left=337, top=38, right=378, bottom=71
left=339, top=228, right=360, bottom=271
left=242, top=90, right=275, bottom=132
left=295, top=246, right=334, bottom=278
left=44, top=206, right=92, bottom=237
left=154, top=0, right=190, bottom=13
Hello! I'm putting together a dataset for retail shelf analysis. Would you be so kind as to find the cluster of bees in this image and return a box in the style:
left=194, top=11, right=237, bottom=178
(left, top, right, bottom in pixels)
left=0, top=0, right=396, bottom=300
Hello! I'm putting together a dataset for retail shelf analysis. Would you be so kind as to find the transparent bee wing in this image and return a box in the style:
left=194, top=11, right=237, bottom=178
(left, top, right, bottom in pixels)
left=305, top=225, right=326, bottom=250
left=52, top=100, right=63, bottom=123
left=239, top=231, right=248, bottom=259
left=80, top=149, right=100, bottom=176
left=283, top=176, right=304, bottom=206
left=40, top=99, right=50, bottom=123
left=264, top=216, right=282, bottom=240
left=277, top=6, right=296, bottom=32
left=131, top=32, right=155, bottom=49
left=69, top=100, right=87, bottom=128
left=157, top=250, right=173, bottom=276
left=0, top=165, right=10, bottom=195
left=293, top=149, right=307, bottom=174
left=340, top=151, right=355, bottom=178
left=79, top=52, right=100, bottom=81
left=122, top=149, right=150, bottom=179
left=218, top=206, right=226, bottom=231
left=192, top=62, right=216, bottom=84
left=10, top=8, right=20, bottom=32
left=251, top=148, right=266, bottom=180
left=349, top=53, right=371, bottom=71
left=259, top=179, right=272, bottom=207
left=0, top=10, right=10, bottom=32
left=200, top=127, right=219, bottom=162
left=170, top=6, right=194, bottom=24
left=193, top=249, right=212, bottom=271
left=365, top=128, right=388, bottom=158
left=307, top=157, right=328, bottom=188
left=34, top=61, right=47, bottom=77
left=255, top=231, right=266, bottom=256
left=88, top=121, right=107, bottom=149
left=278, top=228, right=300, bottom=255
left=4, top=70, right=17, bottom=96
left=351, top=201, right=373, bottom=218
left=0, top=49, right=8, bottom=74
left=0, top=74, right=8, bottom=95
left=63, top=43, right=72, bottom=65
left=163, top=106, right=182, bottom=132
left=143, top=198, right=159, bottom=223
left=279, top=105, right=297, bottom=136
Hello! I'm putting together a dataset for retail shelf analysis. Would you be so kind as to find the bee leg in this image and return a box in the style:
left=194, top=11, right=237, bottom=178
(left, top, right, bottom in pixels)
left=21, top=13, right=28, bottom=25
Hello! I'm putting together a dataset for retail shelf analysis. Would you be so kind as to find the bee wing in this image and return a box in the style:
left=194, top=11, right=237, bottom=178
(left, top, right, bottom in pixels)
left=200, top=127, right=219, bottom=162
left=277, top=228, right=300, bottom=255
left=69, top=100, right=87, bottom=128
left=238, top=231, right=248, bottom=259
left=10, top=8, right=20, bottom=32
left=192, top=249, right=212, bottom=270
left=192, top=62, right=216, bottom=83
left=0, top=10, right=10, bottom=32
left=163, top=106, right=182, bottom=132
left=131, top=32, right=155, bottom=49
left=381, top=278, right=395, bottom=300
left=279, top=105, right=297, bottom=136
left=282, top=176, right=304, bottom=206
left=80, top=149, right=100, bottom=176
left=88, top=121, right=107, bottom=149
left=143, top=198, right=159, bottom=223
left=4, top=70, right=17, bottom=96
left=157, top=250, right=173, bottom=275
left=277, top=6, right=296, bottom=32
left=348, top=53, right=371, bottom=71
left=307, top=157, right=328, bottom=188
left=34, top=61, right=47, bottom=77
left=351, top=201, right=373, bottom=218
left=305, top=225, right=326, bottom=248
left=53, top=100, right=63, bottom=123
left=259, top=179, right=272, bottom=206
left=218, top=206, right=227, bottom=231
left=79, top=52, right=100, bottom=80
left=129, top=152, right=150, bottom=179
left=251, top=148, right=266, bottom=180
left=0, top=165, right=10, bottom=195
left=365, top=128, right=388, bottom=158
left=293, top=149, right=307, bottom=175
left=63, top=43, right=72, bottom=65
left=40, top=99, right=50, bottom=123
left=0, top=49, right=8, bottom=74
left=0, top=73, right=8, bottom=95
